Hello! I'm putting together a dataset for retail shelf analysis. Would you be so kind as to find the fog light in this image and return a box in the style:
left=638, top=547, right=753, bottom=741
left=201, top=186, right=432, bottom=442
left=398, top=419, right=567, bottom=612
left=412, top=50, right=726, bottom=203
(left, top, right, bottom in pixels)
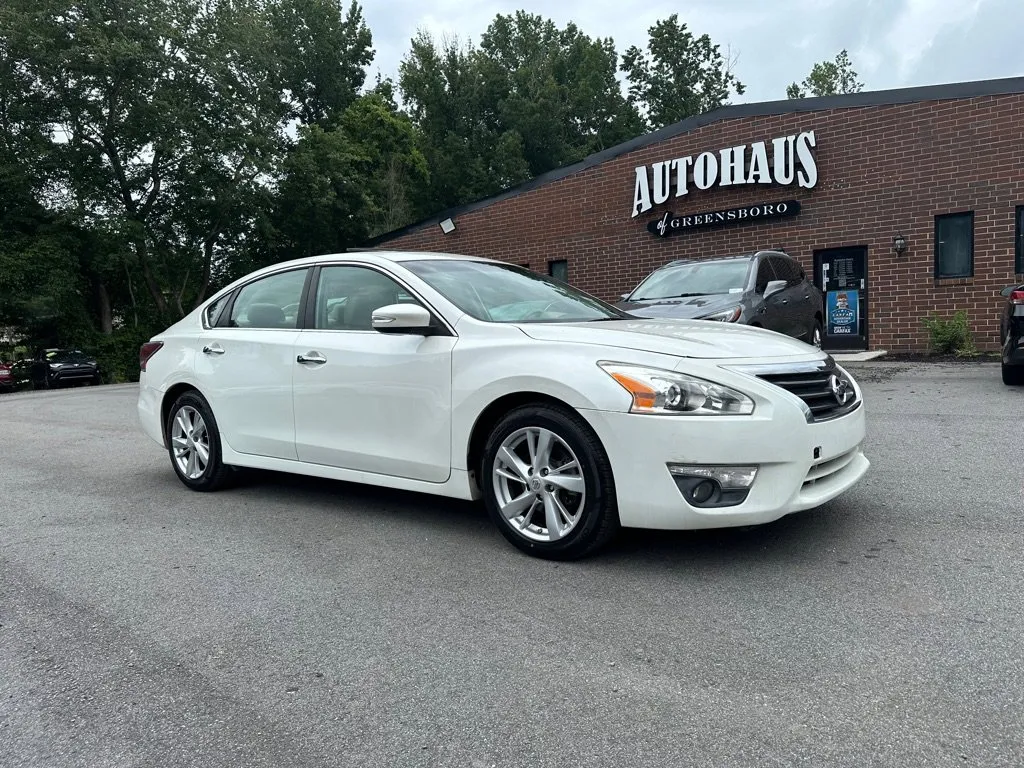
left=690, top=479, right=716, bottom=504
left=668, top=464, right=759, bottom=508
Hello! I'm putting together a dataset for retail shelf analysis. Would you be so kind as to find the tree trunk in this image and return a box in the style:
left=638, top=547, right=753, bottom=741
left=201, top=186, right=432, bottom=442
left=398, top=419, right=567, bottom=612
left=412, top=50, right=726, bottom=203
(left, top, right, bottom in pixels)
left=194, top=238, right=215, bottom=308
left=95, top=279, right=113, bottom=334
left=134, top=234, right=169, bottom=318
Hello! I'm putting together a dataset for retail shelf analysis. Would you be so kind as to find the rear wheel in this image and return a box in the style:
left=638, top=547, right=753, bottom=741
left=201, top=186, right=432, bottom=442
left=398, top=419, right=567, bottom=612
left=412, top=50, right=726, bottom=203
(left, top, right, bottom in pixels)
left=166, top=390, right=233, bottom=491
left=1002, top=363, right=1024, bottom=386
left=810, top=318, right=823, bottom=348
left=480, top=404, right=619, bottom=560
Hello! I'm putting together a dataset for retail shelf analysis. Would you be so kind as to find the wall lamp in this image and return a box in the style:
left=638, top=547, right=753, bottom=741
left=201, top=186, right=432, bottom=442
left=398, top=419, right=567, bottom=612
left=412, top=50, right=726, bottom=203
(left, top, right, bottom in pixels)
left=892, top=233, right=908, bottom=256
left=439, top=217, right=456, bottom=235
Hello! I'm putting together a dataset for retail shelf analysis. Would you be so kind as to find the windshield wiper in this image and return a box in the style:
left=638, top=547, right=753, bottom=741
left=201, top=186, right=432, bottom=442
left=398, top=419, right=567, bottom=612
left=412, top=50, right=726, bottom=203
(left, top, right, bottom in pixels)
left=634, top=293, right=707, bottom=300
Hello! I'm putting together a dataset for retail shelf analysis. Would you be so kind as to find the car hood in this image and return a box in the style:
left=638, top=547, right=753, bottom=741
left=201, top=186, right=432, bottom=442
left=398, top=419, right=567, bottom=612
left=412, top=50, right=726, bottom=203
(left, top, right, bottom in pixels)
left=516, top=318, right=817, bottom=360
left=613, top=293, right=742, bottom=319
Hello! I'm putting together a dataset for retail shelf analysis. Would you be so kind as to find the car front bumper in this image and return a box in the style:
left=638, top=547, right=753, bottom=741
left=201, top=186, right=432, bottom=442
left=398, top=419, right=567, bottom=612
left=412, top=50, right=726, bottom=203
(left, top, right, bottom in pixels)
left=581, top=393, right=868, bottom=531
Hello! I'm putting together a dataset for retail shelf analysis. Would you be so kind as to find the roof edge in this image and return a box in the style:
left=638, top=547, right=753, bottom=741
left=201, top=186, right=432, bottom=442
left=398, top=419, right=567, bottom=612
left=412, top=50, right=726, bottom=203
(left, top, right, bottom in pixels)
left=363, top=74, right=1024, bottom=247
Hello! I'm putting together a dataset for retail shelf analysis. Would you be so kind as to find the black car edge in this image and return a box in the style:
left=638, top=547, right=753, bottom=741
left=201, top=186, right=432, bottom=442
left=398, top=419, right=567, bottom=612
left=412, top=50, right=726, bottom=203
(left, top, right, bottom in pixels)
left=614, top=251, right=824, bottom=347
left=999, top=283, right=1024, bottom=386
left=29, top=349, right=102, bottom=389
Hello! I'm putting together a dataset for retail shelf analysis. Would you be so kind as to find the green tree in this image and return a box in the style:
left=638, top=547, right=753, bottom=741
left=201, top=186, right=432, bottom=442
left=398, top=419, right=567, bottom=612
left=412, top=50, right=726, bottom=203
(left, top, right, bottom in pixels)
left=621, top=14, right=745, bottom=131
left=398, top=30, right=530, bottom=212
left=270, top=0, right=374, bottom=126
left=786, top=49, right=864, bottom=99
left=477, top=11, right=642, bottom=176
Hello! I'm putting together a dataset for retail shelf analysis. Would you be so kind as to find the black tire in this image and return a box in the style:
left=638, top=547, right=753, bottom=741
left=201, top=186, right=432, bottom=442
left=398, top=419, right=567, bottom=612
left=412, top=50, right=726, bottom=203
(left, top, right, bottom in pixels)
left=165, top=390, right=233, bottom=491
left=810, top=318, right=823, bottom=348
left=480, top=403, right=619, bottom=560
left=1002, top=363, right=1024, bottom=386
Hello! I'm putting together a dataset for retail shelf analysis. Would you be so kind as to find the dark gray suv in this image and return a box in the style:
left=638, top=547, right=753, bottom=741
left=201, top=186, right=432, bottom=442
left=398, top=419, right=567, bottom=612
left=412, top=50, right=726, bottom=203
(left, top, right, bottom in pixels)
left=615, top=251, right=824, bottom=347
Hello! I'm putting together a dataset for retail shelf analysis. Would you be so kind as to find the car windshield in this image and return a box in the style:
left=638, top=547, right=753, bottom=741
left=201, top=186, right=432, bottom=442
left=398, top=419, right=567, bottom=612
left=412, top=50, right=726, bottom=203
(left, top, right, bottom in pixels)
left=47, top=350, right=91, bottom=363
left=403, top=259, right=629, bottom=323
left=630, top=259, right=751, bottom=300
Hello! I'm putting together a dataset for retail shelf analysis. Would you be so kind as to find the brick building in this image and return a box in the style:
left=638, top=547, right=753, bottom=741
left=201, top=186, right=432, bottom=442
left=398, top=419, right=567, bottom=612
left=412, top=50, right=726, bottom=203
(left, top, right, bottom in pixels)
left=365, top=77, right=1024, bottom=353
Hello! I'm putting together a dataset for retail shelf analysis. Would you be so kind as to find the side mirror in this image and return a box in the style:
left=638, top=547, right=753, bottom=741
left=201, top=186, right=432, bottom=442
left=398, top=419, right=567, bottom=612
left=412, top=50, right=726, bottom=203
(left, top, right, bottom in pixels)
left=763, top=280, right=787, bottom=299
left=620, top=293, right=631, bottom=302
left=371, top=303, right=437, bottom=335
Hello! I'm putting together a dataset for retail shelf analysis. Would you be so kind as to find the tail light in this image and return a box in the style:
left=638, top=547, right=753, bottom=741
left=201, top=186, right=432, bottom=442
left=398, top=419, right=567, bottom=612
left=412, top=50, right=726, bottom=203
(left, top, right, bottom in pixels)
left=1011, top=290, right=1024, bottom=305
left=139, top=341, right=164, bottom=372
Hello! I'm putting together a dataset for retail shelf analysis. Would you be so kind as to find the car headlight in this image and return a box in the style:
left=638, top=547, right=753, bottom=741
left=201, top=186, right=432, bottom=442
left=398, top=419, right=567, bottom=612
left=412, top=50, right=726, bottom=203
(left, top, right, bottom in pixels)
left=598, top=362, right=754, bottom=416
left=699, top=305, right=742, bottom=322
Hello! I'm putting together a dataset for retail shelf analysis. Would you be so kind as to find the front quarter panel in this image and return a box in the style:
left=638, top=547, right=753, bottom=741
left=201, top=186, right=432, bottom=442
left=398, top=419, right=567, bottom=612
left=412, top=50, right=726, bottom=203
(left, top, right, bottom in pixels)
left=450, top=326, right=667, bottom=471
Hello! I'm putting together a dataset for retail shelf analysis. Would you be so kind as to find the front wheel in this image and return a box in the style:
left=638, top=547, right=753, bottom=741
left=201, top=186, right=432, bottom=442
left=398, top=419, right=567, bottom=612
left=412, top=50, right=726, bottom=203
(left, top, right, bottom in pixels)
left=480, top=404, right=619, bottom=560
left=166, top=390, right=233, bottom=491
left=1002, top=363, right=1024, bottom=386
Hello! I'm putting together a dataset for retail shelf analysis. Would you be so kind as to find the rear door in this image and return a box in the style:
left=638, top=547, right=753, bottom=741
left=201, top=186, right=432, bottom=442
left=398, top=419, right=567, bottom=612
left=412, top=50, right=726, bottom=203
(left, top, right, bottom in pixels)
left=196, top=266, right=311, bottom=460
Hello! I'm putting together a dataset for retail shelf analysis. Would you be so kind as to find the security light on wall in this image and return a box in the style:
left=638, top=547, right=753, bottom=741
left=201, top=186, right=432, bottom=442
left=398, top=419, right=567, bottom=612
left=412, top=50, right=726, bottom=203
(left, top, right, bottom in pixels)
left=439, top=218, right=456, bottom=235
left=893, top=233, right=908, bottom=256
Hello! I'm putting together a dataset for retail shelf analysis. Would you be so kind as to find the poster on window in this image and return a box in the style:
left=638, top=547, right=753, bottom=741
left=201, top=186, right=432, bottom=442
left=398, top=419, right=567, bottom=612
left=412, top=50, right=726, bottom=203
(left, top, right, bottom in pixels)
left=826, top=290, right=859, bottom=336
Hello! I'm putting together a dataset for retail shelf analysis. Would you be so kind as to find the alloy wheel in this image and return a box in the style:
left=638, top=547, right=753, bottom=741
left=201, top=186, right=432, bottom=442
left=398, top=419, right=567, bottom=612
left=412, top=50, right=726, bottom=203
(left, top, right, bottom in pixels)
left=171, top=405, right=210, bottom=480
left=492, top=426, right=586, bottom=542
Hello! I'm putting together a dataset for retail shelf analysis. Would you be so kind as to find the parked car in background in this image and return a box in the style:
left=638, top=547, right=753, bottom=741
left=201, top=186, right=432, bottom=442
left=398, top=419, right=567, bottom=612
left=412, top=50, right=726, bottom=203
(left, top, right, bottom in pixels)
left=138, top=251, right=868, bottom=561
left=615, top=251, right=824, bottom=348
left=0, top=361, right=13, bottom=392
left=999, top=282, right=1024, bottom=385
left=30, top=349, right=102, bottom=389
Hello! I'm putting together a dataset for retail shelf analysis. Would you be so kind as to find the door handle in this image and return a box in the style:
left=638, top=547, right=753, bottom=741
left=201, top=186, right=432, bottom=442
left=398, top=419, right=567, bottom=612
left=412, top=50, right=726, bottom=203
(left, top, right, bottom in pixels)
left=202, top=344, right=225, bottom=355
left=297, top=352, right=327, bottom=365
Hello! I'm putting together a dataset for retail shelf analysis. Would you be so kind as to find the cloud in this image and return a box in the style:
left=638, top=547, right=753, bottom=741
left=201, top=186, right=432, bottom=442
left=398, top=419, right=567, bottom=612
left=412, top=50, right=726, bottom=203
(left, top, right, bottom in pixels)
left=361, top=0, right=1024, bottom=103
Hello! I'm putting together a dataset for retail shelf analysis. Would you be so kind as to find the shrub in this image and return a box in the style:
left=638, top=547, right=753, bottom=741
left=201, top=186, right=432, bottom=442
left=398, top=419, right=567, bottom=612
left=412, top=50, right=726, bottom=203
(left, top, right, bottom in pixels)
left=90, top=327, right=159, bottom=383
left=921, top=311, right=977, bottom=356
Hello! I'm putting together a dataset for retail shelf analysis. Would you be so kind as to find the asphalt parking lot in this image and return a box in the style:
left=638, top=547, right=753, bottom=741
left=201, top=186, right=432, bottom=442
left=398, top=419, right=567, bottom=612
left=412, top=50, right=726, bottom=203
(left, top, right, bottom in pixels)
left=1, top=363, right=1022, bottom=768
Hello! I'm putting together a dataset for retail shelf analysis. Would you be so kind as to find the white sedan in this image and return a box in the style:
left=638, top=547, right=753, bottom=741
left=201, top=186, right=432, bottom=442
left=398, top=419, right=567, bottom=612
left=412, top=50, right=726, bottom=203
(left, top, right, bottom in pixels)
left=138, top=251, right=869, bottom=559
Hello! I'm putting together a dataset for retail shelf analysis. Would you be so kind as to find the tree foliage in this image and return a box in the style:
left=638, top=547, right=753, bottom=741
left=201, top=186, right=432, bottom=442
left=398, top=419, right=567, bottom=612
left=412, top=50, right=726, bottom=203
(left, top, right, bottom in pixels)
left=786, top=49, right=864, bottom=99
left=1, top=4, right=755, bottom=375
left=621, top=14, right=745, bottom=130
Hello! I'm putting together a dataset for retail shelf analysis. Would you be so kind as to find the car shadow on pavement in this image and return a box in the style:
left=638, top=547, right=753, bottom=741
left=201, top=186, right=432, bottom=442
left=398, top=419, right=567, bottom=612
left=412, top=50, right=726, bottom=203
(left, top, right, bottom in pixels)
left=206, top=467, right=860, bottom=571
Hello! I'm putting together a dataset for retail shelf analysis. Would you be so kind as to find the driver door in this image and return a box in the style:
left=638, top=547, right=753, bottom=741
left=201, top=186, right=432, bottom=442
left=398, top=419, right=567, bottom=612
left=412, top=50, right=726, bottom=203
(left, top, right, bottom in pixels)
left=291, top=264, right=456, bottom=483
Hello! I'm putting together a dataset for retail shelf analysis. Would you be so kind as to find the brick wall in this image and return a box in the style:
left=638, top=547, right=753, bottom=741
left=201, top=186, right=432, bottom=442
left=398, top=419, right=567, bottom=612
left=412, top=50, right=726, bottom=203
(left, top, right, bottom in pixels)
left=374, top=93, right=1024, bottom=353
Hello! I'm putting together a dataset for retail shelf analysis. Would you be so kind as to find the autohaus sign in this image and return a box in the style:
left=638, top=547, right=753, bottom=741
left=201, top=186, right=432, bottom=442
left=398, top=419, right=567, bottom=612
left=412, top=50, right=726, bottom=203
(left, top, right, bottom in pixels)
left=631, top=130, right=819, bottom=218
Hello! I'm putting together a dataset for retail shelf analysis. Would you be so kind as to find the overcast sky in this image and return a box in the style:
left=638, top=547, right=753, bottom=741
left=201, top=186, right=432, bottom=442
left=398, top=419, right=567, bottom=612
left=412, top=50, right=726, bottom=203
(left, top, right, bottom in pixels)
left=361, top=0, right=1023, bottom=105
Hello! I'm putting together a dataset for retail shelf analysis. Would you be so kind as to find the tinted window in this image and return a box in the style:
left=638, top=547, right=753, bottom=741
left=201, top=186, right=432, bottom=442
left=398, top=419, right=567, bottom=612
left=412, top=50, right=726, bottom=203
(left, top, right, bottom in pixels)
left=548, top=260, right=569, bottom=283
left=204, top=293, right=231, bottom=327
left=314, top=265, right=422, bottom=331
left=228, top=268, right=308, bottom=329
left=630, top=259, right=751, bottom=300
left=770, top=255, right=802, bottom=284
left=404, top=260, right=626, bottom=323
left=935, top=212, right=974, bottom=278
left=47, top=350, right=92, bottom=363
left=754, top=257, right=777, bottom=292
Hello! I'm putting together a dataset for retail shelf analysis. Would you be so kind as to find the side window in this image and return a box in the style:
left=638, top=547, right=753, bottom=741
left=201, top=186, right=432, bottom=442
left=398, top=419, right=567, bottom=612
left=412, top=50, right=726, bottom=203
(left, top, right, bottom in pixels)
left=771, top=256, right=802, bottom=285
left=228, top=268, right=308, bottom=329
left=314, top=265, right=423, bottom=331
left=204, top=292, right=231, bottom=327
left=754, top=257, right=777, bottom=293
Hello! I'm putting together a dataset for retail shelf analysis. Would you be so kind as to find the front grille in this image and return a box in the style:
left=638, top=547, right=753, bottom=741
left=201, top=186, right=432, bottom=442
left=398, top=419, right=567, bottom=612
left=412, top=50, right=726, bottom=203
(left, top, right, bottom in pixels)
left=740, top=358, right=860, bottom=422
